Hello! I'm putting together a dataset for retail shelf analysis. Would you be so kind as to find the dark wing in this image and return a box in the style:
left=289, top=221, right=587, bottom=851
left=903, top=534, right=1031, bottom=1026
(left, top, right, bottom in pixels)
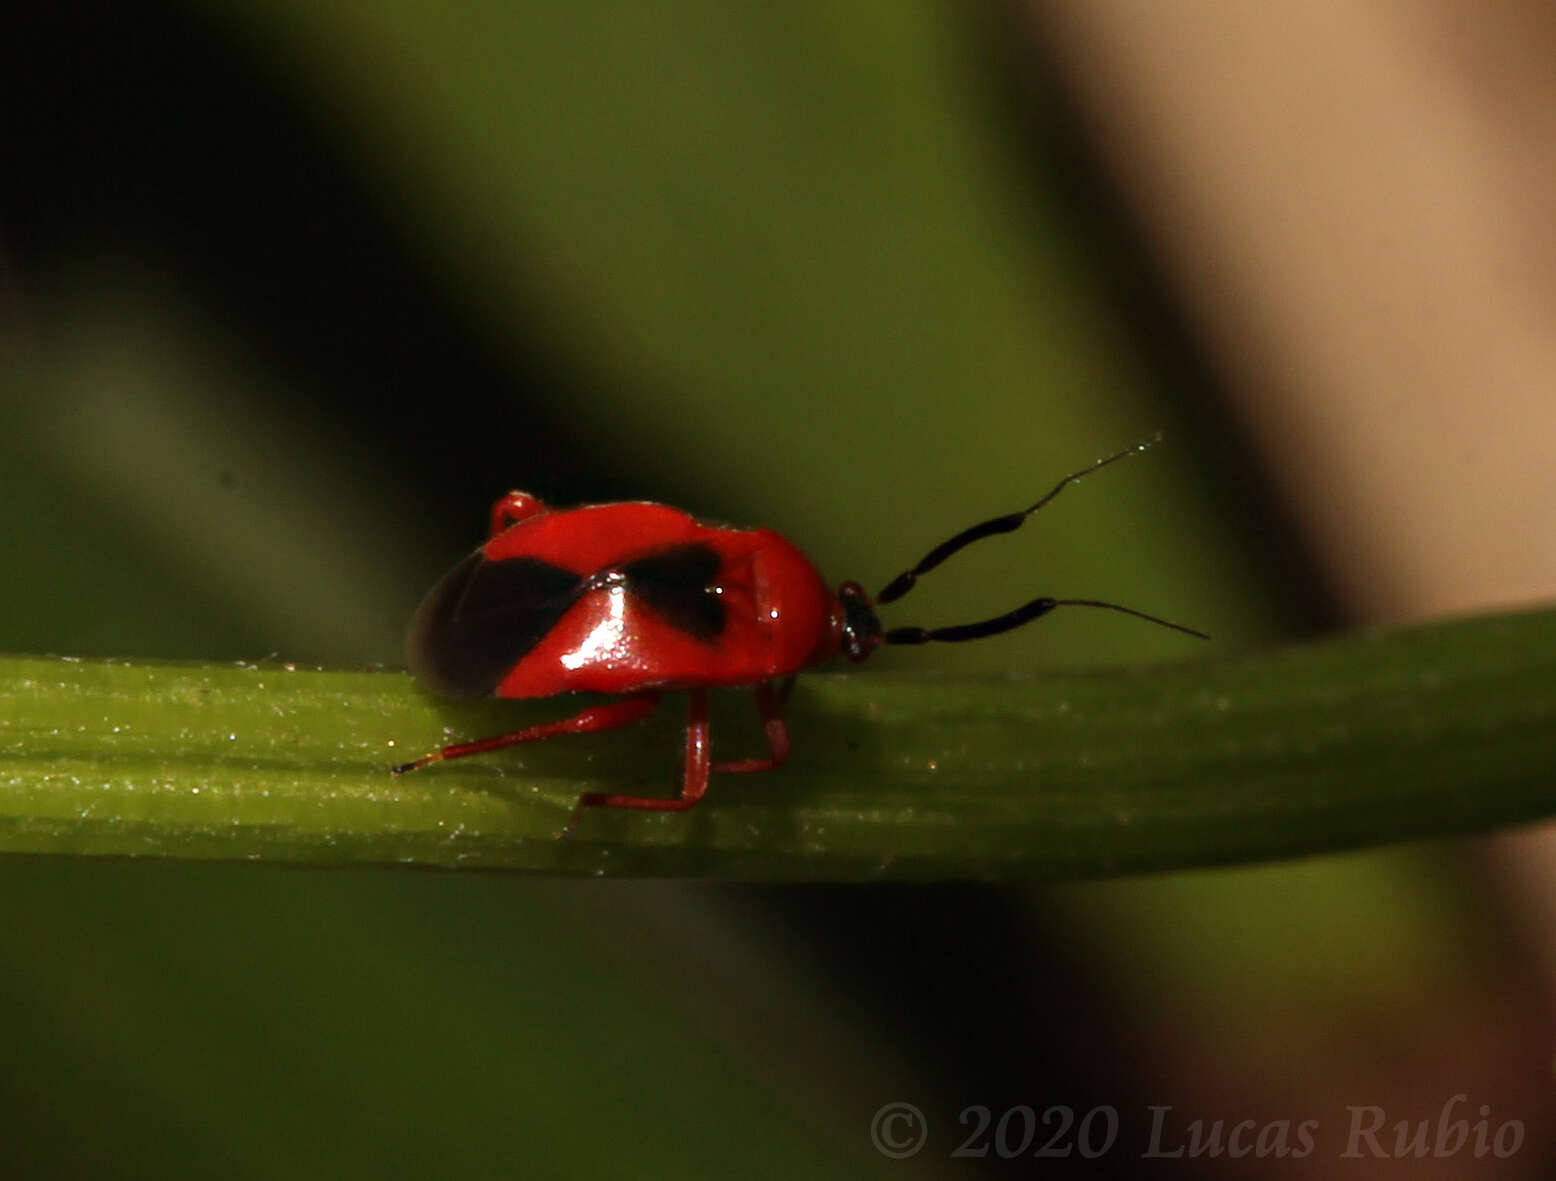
left=406, top=550, right=586, bottom=698
left=620, top=543, right=725, bottom=642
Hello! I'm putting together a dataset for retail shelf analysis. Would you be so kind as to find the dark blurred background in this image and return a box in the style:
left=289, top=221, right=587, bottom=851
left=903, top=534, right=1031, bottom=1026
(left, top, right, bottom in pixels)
left=3, top=2, right=1554, bottom=1176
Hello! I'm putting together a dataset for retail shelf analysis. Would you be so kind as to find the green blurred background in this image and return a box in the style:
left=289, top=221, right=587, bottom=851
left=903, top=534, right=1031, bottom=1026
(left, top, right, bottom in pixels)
left=2, top=2, right=1549, bottom=1176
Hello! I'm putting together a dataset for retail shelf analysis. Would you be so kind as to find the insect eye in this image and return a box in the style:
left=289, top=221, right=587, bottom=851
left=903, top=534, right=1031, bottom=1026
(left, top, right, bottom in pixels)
left=837, top=580, right=883, bottom=662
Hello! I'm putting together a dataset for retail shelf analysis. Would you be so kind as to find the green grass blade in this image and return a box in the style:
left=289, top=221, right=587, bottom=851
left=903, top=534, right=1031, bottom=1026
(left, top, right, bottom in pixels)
left=3, top=606, right=1555, bottom=879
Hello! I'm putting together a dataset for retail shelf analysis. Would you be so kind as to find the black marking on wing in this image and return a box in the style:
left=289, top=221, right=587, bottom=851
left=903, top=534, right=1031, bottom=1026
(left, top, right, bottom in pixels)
left=621, top=543, right=725, bottom=642
left=406, top=550, right=585, bottom=698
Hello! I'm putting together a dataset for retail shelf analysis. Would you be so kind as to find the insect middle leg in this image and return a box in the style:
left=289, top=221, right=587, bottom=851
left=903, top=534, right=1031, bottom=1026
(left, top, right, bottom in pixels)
left=391, top=692, right=662, bottom=775
left=711, top=678, right=792, bottom=775
left=576, top=688, right=715, bottom=811
left=577, top=679, right=793, bottom=812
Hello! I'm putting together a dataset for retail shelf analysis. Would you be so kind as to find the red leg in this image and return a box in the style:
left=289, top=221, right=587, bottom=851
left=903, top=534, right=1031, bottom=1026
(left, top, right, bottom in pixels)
left=712, top=680, right=790, bottom=774
left=391, top=692, right=660, bottom=774
left=488, top=490, right=550, bottom=538
left=577, top=689, right=711, bottom=812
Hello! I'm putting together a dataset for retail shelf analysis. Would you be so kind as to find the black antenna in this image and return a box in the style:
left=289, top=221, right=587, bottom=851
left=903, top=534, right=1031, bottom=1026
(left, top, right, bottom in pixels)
left=862, top=432, right=1209, bottom=649
left=876, top=433, right=1164, bottom=605
left=884, top=597, right=1209, bottom=646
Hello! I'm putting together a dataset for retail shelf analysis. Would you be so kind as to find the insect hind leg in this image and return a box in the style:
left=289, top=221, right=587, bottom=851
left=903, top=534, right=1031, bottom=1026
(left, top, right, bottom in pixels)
left=392, top=691, right=661, bottom=774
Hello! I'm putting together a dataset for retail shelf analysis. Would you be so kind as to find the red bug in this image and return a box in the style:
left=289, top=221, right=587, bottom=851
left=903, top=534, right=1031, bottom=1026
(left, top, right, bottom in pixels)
left=394, top=435, right=1206, bottom=812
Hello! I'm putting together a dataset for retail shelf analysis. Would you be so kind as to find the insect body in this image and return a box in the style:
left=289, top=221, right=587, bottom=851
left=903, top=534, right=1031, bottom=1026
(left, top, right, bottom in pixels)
left=395, top=436, right=1206, bottom=813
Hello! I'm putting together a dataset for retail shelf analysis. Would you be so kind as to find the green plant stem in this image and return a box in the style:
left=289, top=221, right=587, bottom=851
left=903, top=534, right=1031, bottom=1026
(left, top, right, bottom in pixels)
left=3, top=607, right=1555, bottom=879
